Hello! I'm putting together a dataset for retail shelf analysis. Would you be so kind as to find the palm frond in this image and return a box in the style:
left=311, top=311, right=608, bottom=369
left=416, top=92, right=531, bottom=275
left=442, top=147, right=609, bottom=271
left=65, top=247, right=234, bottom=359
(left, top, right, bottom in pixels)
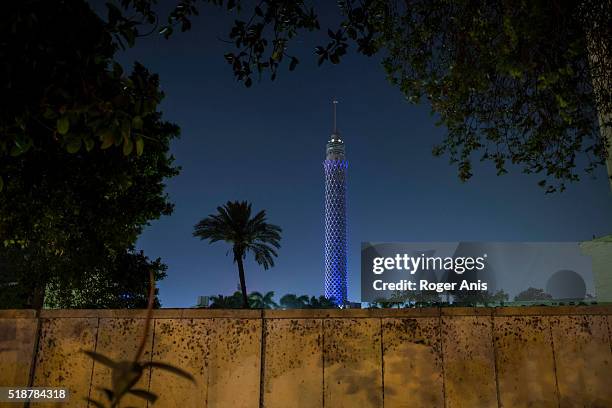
left=84, top=350, right=116, bottom=368
left=97, top=387, right=114, bottom=401
left=143, top=361, right=196, bottom=383
left=84, top=397, right=106, bottom=408
left=128, top=389, right=158, bottom=403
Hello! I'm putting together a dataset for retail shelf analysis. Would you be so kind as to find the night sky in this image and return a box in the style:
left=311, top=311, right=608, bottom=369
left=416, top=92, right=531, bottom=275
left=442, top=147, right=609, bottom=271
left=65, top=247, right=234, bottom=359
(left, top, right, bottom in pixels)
left=107, top=3, right=612, bottom=307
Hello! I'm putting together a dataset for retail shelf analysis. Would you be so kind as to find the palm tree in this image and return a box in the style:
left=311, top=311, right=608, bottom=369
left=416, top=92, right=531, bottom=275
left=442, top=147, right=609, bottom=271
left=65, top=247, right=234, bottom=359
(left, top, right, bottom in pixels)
left=306, top=295, right=338, bottom=309
left=248, top=291, right=278, bottom=309
left=278, top=293, right=338, bottom=309
left=279, top=293, right=310, bottom=309
left=193, top=201, right=282, bottom=308
left=209, top=293, right=242, bottom=309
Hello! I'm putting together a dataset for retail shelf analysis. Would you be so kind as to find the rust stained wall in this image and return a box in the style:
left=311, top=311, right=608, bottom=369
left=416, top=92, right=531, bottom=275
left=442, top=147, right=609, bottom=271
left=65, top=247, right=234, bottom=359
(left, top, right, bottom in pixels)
left=549, top=315, right=612, bottom=407
left=148, top=318, right=210, bottom=407
left=0, top=311, right=37, bottom=408
left=382, top=316, right=444, bottom=408
left=442, top=313, right=498, bottom=408
left=0, top=307, right=610, bottom=408
left=89, top=318, right=154, bottom=408
left=205, top=318, right=261, bottom=408
left=263, top=318, right=323, bottom=408
left=323, top=318, right=382, bottom=407
left=31, top=317, right=98, bottom=408
left=494, top=316, right=558, bottom=407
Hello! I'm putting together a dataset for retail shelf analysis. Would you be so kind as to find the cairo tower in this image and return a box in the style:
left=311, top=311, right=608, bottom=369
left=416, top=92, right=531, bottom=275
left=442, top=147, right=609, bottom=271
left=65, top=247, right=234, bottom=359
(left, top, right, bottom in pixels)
left=324, top=100, right=348, bottom=306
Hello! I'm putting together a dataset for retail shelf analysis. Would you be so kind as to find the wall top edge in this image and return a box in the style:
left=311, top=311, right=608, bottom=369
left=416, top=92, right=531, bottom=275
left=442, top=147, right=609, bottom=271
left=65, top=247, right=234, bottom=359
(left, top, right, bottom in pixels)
left=0, top=309, right=37, bottom=319
left=0, top=305, right=610, bottom=319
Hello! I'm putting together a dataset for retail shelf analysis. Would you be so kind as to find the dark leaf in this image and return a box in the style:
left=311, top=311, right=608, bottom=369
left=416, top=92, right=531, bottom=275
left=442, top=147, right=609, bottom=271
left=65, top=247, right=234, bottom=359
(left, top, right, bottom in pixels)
left=84, top=137, right=95, bottom=152
left=83, top=350, right=116, bottom=368
left=57, top=117, right=70, bottom=135
left=128, top=389, right=158, bottom=403
left=100, top=131, right=114, bottom=149
left=98, top=387, right=114, bottom=401
left=131, top=116, right=143, bottom=130
left=135, top=136, right=144, bottom=156
left=144, top=362, right=195, bottom=382
left=160, top=26, right=173, bottom=38
left=66, top=138, right=82, bottom=154
left=289, top=57, right=298, bottom=71
left=84, top=397, right=105, bottom=408
left=123, top=137, right=133, bottom=156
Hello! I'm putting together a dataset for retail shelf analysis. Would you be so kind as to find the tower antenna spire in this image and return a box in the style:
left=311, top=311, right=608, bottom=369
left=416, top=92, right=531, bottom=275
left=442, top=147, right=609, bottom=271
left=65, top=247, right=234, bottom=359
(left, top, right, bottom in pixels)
left=332, top=98, right=338, bottom=134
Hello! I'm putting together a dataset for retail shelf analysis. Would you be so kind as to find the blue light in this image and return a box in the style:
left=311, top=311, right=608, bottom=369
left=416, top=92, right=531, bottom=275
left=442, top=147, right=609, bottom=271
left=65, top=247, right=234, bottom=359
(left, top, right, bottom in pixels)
left=324, top=159, right=348, bottom=305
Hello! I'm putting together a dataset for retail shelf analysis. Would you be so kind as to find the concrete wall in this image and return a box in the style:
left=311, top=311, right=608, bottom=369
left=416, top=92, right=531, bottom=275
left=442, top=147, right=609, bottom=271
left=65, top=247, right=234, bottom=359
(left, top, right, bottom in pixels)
left=0, top=307, right=611, bottom=408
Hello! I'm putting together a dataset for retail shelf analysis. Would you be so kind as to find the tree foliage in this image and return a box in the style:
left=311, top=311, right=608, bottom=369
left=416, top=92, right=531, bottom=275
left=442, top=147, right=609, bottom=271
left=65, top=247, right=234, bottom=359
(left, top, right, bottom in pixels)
left=279, top=293, right=311, bottom=309
left=376, top=0, right=611, bottom=192
left=1, top=1, right=180, bottom=308
left=208, top=292, right=243, bottom=309
left=453, top=289, right=509, bottom=306
left=133, top=0, right=611, bottom=192
left=248, top=290, right=278, bottom=309
left=0, top=74, right=178, bottom=308
left=43, top=249, right=168, bottom=309
left=207, top=292, right=338, bottom=309
left=514, top=287, right=553, bottom=302
left=209, top=290, right=279, bottom=309
left=0, top=101, right=178, bottom=307
left=0, top=1, right=173, bottom=189
left=303, top=295, right=338, bottom=309
left=0, top=246, right=168, bottom=309
left=279, top=293, right=338, bottom=309
left=407, top=290, right=442, bottom=307
left=371, top=290, right=441, bottom=308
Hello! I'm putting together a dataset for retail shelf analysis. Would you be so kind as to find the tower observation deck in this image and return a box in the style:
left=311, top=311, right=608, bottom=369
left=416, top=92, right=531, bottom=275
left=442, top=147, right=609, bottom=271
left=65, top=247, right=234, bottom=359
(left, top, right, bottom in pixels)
left=323, top=100, right=347, bottom=306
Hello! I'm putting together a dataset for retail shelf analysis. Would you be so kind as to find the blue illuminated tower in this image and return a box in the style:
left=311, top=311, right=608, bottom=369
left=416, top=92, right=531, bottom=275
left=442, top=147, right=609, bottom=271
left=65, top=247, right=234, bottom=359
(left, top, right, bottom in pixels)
left=324, top=99, right=347, bottom=306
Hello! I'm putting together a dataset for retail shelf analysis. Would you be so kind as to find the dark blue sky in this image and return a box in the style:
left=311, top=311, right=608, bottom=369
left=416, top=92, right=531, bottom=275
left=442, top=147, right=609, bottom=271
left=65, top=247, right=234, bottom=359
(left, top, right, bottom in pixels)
left=110, top=3, right=612, bottom=307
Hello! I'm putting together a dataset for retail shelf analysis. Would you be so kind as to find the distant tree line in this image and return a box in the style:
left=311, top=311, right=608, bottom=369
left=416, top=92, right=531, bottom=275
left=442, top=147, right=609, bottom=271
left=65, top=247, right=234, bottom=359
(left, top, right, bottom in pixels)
left=198, top=291, right=338, bottom=309
left=514, top=287, right=553, bottom=302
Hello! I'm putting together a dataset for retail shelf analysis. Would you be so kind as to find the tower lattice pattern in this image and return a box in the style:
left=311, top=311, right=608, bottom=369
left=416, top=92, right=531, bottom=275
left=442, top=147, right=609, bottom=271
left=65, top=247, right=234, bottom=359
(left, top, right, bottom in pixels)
left=324, top=159, right=347, bottom=305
